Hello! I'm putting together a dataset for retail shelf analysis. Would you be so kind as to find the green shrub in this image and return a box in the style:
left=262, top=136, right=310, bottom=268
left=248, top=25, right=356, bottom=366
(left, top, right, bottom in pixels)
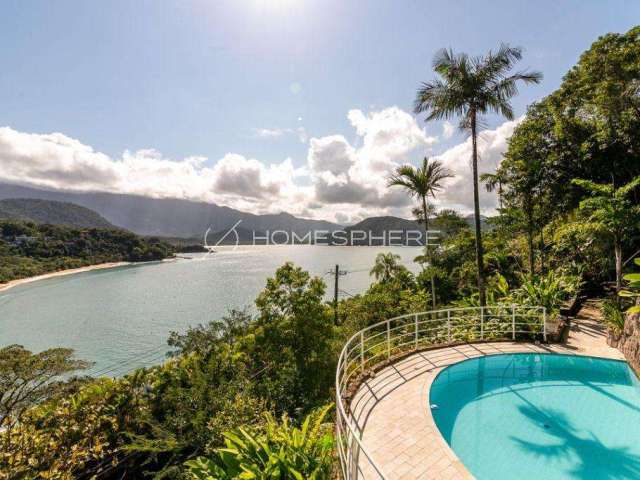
left=620, top=258, right=640, bottom=315
left=185, top=405, right=334, bottom=480
left=601, top=299, right=626, bottom=334
left=513, top=271, right=571, bottom=317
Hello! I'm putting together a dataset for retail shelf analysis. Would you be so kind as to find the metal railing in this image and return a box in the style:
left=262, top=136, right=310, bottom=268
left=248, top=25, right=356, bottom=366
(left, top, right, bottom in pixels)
left=335, top=304, right=547, bottom=479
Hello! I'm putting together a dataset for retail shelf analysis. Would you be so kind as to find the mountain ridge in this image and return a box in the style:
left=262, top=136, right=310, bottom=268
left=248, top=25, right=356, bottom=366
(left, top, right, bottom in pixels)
left=0, top=184, right=341, bottom=238
left=0, top=198, right=116, bottom=229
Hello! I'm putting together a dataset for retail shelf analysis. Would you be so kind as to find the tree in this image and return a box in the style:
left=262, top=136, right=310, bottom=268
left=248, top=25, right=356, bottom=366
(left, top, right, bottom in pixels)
left=572, top=176, right=640, bottom=290
left=369, top=252, right=408, bottom=283
left=167, top=309, right=251, bottom=357
left=0, top=345, right=90, bottom=439
left=253, top=263, right=335, bottom=412
left=388, top=157, right=453, bottom=308
left=414, top=44, right=542, bottom=305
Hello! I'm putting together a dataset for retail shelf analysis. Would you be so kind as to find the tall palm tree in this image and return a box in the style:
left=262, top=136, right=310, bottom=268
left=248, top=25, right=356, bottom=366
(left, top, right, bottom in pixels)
left=414, top=44, right=542, bottom=306
left=388, top=157, right=453, bottom=308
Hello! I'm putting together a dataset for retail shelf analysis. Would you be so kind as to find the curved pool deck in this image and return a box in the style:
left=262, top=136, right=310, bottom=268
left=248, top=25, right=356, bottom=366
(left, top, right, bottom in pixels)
left=349, top=303, right=625, bottom=479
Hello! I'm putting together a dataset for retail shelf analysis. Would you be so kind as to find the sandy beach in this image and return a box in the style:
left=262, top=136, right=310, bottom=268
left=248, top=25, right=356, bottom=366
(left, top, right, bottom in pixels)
left=0, top=261, right=131, bottom=293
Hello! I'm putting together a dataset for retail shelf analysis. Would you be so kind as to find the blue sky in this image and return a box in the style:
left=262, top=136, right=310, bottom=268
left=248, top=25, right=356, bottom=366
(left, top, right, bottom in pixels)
left=0, top=1, right=638, bottom=221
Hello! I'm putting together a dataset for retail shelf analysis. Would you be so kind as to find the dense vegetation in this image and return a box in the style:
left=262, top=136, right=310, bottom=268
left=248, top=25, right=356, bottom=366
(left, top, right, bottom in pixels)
left=2, top=27, right=640, bottom=480
left=0, top=220, right=174, bottom=283
left=0, top=199, right=115, bottom=229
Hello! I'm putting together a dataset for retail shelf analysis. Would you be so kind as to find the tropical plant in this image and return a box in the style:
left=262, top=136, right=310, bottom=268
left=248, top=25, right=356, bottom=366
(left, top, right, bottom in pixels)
left=620, top=258, right=640, bottom=315
left=388, top=157, right=452, bottom=308
left=602, top=298, right=626, bottom=334
left=513, top=271, right=570, bottom=317
left=414, top=44, right=542, bottom=305
left=480, top=171, right=506, bottom=211
left=1, top=376, right=148, bottom=479
left=0, top=345, right=91, bottom=437
left=185, top=405, right=334, bottom=480
left=572, top=176, right=640, bottom=290
left=573, top=176, right=640, bottom=290
left=369, top=252, right=408, bottom=283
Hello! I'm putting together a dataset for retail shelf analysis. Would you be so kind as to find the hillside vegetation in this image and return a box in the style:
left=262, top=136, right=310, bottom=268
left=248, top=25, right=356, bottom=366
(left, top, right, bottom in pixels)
left=0, top=198, right=115, bottom=229
left=0, top=220, right=174, bottom=283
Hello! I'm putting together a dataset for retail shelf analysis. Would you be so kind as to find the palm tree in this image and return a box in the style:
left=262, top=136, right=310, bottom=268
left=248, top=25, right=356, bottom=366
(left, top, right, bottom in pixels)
left=388, top=157, right=452, bottom=308
left=370, top=252, right=405, bottom=283
left=480, top=171, right=505, bottom=211
left=414, top=44, right=542, bottom=306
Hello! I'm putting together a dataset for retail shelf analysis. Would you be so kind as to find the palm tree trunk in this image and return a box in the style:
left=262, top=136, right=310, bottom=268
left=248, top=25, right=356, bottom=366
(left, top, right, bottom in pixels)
left=525, top=200, right=535, bottom=276
left=615, top=238, right=623, bottom=291
left=470, top=113, right=486, bottom=306
left=540, top=226, right=546, bottom=272
left=422, top=195, right=437, bottom=309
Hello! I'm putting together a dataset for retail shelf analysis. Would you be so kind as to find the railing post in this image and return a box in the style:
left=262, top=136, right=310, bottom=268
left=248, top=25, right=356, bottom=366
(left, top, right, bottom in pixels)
left=543, top=307, right=547, bottom=342
left=360, top=331, right=364, bottom=373
left=480, top=306, right=484, bottom=340
left=512, top=304, right=516, bottom=340
left=447, top=310, right=451, bottom=342
left=387, top=320, right=391, bottom=359
left=414, top=314, right=419, bottom=348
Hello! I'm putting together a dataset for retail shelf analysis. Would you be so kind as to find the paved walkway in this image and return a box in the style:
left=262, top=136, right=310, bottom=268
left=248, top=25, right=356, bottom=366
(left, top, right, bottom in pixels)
left=349, top=302, right=624, bottom=479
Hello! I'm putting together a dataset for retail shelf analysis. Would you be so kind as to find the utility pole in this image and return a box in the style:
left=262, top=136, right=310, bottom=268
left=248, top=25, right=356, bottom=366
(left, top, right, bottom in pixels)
left=331, top=264, right=347, bottom=326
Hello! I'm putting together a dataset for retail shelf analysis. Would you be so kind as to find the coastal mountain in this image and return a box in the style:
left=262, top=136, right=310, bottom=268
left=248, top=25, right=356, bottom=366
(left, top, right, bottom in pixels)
left=0, top=184, right=340, bottom=238
left=343, top=216, right=425, bottom=246
left=0, top=185, right=490, bottom=242
left=0, top=198, right=115, bottom=229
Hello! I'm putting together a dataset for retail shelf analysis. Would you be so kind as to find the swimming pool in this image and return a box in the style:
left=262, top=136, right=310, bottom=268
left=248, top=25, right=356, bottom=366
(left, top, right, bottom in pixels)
left=429, top=353, right=640, bottom=479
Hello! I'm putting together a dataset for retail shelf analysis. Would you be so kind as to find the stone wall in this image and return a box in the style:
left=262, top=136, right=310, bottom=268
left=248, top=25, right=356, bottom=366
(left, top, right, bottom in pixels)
left=618, top=308, right=640, bottom=372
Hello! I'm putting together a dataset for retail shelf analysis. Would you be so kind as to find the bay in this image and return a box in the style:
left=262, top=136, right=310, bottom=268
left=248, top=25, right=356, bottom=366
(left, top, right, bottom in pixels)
left=0, top=245, right=421, bottom=376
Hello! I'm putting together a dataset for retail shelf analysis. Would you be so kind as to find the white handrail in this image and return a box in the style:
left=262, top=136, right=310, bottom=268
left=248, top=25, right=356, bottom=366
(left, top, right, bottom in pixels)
left=335, top=304, right=547, bottom=479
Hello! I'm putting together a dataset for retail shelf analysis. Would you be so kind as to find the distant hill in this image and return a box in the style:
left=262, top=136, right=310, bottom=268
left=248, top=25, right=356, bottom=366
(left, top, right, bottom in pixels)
left=343, top=216, right=425, bottom=246
left=0, top=184, right=341, bottom=238
left=462, top=214, right=490, bottom=231
left=0, top=199, right=115, bottom=229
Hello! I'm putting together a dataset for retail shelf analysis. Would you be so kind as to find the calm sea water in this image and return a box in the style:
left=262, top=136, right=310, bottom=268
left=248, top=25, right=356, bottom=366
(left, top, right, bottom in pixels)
left=0, top=246, right=421, bottom=376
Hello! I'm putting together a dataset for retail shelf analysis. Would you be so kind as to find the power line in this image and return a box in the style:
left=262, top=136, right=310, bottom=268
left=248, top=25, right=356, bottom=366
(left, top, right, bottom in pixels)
left=88, top=344, right=169, bottom=378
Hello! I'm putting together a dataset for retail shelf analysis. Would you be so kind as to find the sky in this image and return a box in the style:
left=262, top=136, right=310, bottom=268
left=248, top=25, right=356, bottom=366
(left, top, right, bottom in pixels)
left=0, top=0, right=638, bottom=223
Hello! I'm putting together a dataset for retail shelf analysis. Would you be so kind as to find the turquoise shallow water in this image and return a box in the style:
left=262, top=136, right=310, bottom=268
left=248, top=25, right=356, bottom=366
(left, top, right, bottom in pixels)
left=430, top=353, right=640, bottom=480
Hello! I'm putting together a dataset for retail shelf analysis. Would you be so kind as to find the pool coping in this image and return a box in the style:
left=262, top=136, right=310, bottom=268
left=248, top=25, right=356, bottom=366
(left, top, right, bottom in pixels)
left=348, top=341, right=626, bottom=479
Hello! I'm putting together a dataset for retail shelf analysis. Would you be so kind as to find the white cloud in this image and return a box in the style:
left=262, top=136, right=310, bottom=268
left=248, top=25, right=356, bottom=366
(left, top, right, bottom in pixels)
left=254, top=126, right=308, bottom=144
left=442, top=121, right=455, bottom=139
left=308, top=106, right=436, bottom=210
left=0, top=110, right=518, bottom=221
left=254, top=128, right=286, bottom=138
left=434, top=118, right=522, bottom=213
left=0, top=126, right=305, bottom=215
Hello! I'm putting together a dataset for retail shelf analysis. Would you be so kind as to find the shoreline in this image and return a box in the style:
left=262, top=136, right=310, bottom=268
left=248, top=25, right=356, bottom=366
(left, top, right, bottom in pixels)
left=0, top=261, right=132, bottom=293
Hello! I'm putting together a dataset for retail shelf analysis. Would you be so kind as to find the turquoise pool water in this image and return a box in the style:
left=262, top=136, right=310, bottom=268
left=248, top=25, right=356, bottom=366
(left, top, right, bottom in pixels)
left=430, top=353, right=640, bottom=479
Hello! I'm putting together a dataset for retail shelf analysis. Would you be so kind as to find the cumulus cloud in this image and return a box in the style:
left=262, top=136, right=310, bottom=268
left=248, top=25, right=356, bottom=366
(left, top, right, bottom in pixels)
left=308, top=106, right=436, bottom=210
left=0, top=126, right=305, bottom=214
left=434, top=118, right=522, bottom=213
left=0, top=109, right=518, bottom=221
